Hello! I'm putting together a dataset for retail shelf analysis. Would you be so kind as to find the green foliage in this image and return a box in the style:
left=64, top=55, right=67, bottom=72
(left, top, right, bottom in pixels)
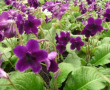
left=64, top=67, right=106, bottom=90
left=64, top=52, right=82, bottom=68
left=1, top=72, right=46, bottom=90
left=90, top=44, right=110, bottom=66
left=50, top=63, right=74, bottom=90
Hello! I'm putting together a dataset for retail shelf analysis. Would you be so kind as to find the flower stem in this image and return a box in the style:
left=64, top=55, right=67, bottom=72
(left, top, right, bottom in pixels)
left=55, top=78, right=58, bottom=90
left=14, top=23, right=23, bottom=45
left=0, top=84, right=11, bottom=86
left=7, top=78, right=18, bottom=90
left=36, top=73, right=50, bottom=90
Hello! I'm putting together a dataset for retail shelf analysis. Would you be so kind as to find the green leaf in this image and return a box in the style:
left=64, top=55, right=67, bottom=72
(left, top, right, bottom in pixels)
left=90, top=44, right=110, bottom=66
left=64, top=67, right=106, bottom=90
left=6, top=72, right=46, bottom=90
left=64, top=52, right=81, bottom=68
left=50, top=63, right=74, bottom=90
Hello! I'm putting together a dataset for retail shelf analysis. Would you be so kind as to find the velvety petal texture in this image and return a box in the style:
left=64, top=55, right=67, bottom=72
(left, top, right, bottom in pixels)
left=14, top=39, right=48, bottom=73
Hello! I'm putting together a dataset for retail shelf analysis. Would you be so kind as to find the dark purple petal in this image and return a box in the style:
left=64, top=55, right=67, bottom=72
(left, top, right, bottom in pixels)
left=29, top=62, right=42, bottom=73
left=60, top=31, right=65, bottom=37
left=28, top=14, right=34, bottom=20
left=76, top=37, right=81, bottom=41
left=88, top=17, right=94, bottom=24
left=70, top=38, right=75, bottom=43
left=76, top=46, right=81, bottom=51
left=106, top=9, right=110, bottom=14
left=48, top=60, right=59, bottom=72
left=31, top=26, right=38, bottom=34
left=16, top=58, right=30, bottom=72
left=33, top=19, right=41, bottom=27
left=70, top=43, right=75, bottom=50
left=26, top=39, right=39, bottom=52
left=13, top=45, right=27, bottom=59
left=33, top=49, right=48, bottom=62
left=94, top=18, right=102, bottom=25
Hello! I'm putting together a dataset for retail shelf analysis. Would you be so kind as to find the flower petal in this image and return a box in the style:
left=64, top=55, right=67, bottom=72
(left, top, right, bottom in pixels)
left=48, top=60, right=59, bottom=72
left=94, top=18, right=102, bottom=25
left=33, top=49, right=48, bottom=62
left=13, top=45, right=27, bottom=59
left=76, top=37, right=81, bottom=41
left=48, top=51, right=57, bottom=60
left=26, top=39, right=39, bottom=52
left=30, top=62, right=42, bottom=73
left=16, top=58, right=30, bottom=72
left=88, top=17, right=94, bottom=24
left=31, top=26, right=38, bottom=34
left=33, top=19, right=41, bottom=27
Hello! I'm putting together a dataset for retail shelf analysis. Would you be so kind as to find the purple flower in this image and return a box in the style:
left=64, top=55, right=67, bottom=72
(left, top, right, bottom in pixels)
left=4, top=25, right=16, bottom=38
left=13, top=39, right=48, bottom=73
left=28, top=0, right=39, bottom=9
left=103, top=9, right=110, bottom=21
left=44, top=51, right=59, bottom=72
left=56, top=44, right=66, bottom=54
left=55, top=31, right=70, bottom=45
left=16, top=14, right=25, bottom=35
left=0, top=12, right=9, bottom=30
left=70, top=37, right=84, bottom=51
left=24, top=15, right=41, bottom=34
left=84, top=17, right=103, bottom=35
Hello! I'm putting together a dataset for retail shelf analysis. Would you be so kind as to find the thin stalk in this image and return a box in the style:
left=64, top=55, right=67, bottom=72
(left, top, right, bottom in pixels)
left=55, top=78, right=58, bottom=90
left=7, top=78, right=18, bottom=90
left=36, top=73, right=50, bottom=90
left=14, top=23, right=23, bottom=45
left=0, top=84, right=11, bottom=86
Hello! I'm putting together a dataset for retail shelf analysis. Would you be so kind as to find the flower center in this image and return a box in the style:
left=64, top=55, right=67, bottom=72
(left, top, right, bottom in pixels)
left=25, top=52, right=36, bottom=64
left=91, top=23, right=96, bottom=29
left=28, top=21, right=34, bottom=27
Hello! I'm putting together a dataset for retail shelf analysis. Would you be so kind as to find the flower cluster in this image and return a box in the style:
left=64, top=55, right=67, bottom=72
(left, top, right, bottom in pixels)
left=55, top=31, right=84, bottom=54
left=42, top=1, right=69, bottom=21
left=81, top=17, right=103, bottom=38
